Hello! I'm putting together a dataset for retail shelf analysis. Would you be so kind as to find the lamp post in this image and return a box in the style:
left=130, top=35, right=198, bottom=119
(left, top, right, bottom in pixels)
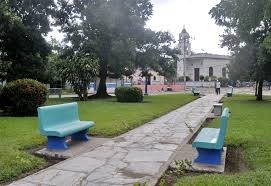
left=144, top=68, right=150, bottom=95
left=144, top=75, right=148, bottom=95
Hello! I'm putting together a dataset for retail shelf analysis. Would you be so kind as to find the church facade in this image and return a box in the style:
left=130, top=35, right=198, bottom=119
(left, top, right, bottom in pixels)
left=177, top=28, right=231, bottom=81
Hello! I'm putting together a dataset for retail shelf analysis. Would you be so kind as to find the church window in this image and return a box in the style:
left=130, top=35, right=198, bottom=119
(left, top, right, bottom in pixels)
left=153, top=76, right=156, bottom=81
left=209, top=67, right=213, bottom=77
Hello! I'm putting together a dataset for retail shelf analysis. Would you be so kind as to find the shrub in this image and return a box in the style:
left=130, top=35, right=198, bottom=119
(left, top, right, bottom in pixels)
left=218, top=77, right=230, bottom=87
left=178, top=76, right=191, bottom=82
left=204, top=76, right=209, bottom=82
left=0, top=79, right=47, bottom=116
left=115, top=87, right=143, bottom=103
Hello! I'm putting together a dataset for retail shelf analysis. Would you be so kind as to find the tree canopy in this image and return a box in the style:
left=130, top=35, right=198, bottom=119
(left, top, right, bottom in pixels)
left=56, top=0, right=176, bottom=98
left=210, top=0, right=271, bottom=100
left=0, top=0, right=56, bottom=82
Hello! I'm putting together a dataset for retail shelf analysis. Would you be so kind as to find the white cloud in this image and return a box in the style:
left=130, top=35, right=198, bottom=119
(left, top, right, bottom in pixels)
left=146, top=0, right=229, bottom=55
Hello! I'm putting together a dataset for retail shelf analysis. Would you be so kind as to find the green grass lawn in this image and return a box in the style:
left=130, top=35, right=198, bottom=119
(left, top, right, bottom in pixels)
left=0, top=94, right=195, bottom=183
left=175, top=95, right=271, bottom=185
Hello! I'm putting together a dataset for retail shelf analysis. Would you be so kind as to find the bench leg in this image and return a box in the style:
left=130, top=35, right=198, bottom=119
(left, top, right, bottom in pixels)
left=194, top=148, right=223, bottom=165
left=71, top=129, right=90, bottom=141
left=47, top=136, right=68, bottom=150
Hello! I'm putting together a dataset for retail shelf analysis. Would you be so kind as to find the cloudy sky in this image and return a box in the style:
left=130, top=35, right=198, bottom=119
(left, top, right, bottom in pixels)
left=47, top=0, right=228, bottom=55
left=147, top=0, right=229, bottom=55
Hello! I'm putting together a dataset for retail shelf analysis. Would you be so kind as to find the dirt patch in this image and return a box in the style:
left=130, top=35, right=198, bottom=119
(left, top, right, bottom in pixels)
left=225, top=145, right=249, bottom=173
left=156, top=146, right=249, bottom=186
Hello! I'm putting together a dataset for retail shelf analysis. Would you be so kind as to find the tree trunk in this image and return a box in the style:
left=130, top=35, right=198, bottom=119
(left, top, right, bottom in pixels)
left=94, top=65, right=111, bottom=98
left=83, top=83, right=88, bottom=101
left=255, top=81, right=258, bottom=96
left=256, top=80, right=263, bottom=101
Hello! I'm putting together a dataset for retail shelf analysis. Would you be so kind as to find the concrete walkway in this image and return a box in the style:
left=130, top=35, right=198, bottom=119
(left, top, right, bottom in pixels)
left=10, top=94, right=223, bottom=186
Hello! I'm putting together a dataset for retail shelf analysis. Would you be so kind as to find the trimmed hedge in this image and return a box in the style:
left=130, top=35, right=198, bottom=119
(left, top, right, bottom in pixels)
left=0, top=79, right=47, bottom=116
left=115, top=87, right=143, bottom=102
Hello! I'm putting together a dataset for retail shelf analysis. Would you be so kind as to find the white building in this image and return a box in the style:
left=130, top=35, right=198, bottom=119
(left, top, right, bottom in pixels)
left=177, top=28, right=231, bottom=81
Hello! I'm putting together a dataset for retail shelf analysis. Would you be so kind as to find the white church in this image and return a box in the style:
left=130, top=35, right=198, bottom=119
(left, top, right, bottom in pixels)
left=177, top=28, right=231, bottom=81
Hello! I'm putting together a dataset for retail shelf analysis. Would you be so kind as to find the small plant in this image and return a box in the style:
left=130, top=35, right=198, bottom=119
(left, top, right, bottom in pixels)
left=158, top=159, right=193, bottom=186
left=115, top=86, right=143, bottom=102
left=0, top=78, right=47, bottom=116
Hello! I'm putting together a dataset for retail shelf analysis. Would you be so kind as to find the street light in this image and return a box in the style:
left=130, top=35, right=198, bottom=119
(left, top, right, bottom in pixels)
left=143, top=68, right=150, bottom=95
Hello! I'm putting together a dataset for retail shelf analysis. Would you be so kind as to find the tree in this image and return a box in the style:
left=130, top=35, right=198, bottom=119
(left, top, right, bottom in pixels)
left=135, top=30, right=177, bottom=84
left=210, top=0, right=271, bottom=100
left=0, top=0, right=56, bottom=82
left=57, top=53, right=99, bottom=101
left=56, top=0, right=153, bottom=98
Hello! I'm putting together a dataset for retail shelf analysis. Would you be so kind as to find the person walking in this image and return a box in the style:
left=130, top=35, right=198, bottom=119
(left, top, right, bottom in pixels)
left=214, top=80, right=217, bottom=94
left=216, top=80, right=221, bottom=95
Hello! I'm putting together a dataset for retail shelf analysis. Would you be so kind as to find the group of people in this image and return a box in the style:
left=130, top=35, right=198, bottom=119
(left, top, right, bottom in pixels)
left=215, top=80, right=221, bottom=95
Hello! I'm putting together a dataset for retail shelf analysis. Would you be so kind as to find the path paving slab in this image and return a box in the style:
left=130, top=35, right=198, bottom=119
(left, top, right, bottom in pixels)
left=9, top=94, right=223, bottom=186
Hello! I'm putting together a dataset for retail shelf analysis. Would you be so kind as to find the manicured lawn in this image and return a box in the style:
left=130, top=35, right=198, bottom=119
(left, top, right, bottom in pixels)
left=0, top=94, right=195, bottom=183
left=175, top=95, right=271, bottom=185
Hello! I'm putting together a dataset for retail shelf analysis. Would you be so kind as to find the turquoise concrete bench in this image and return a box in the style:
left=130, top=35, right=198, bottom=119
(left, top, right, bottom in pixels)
left=38, top=102, right=95, bottom=150
left=192, top=107, right=230, bottom=165
left=192, top=87, right=200, bottom=96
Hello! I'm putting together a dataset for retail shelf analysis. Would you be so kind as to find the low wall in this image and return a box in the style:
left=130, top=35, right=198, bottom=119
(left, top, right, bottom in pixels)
left=134, top=84, right=184, bottom=93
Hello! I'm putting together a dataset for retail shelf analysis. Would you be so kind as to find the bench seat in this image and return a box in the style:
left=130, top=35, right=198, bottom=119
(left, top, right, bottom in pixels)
left=43, top=121, right=95, bottom=137
left=192, top=128, right=220, bottom=149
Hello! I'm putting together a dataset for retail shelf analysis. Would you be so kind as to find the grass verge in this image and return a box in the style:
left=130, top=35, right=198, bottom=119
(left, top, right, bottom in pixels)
left=0, top=94, right=195, bottom=183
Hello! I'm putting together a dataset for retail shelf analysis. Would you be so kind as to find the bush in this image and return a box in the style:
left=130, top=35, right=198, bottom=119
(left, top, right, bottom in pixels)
left=218, top=77, right=230, bottom=87
left=178, top=76, right=191, bottom=82
left=0, top=79, right=47, bottom=116
left=204, top=76, right=209, bottom=82
left=200, top=75, right=204, bottom=81
left=115, top=87, right=143, bottom=103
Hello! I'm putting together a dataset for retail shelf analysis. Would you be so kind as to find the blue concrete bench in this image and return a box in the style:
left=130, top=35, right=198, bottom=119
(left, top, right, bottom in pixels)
left=192, top=107, right=230, bottom=165
left=192, top=87, right=200, bottom=96
left=38, top=102, right=95, bottom=150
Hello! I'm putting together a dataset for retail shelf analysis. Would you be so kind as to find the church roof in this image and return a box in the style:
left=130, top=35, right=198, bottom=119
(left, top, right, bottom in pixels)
left=187, top=53, right=231, bottom=60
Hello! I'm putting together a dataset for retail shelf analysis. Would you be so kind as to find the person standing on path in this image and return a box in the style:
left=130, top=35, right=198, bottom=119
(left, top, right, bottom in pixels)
left=216, top=80, right=221, bottom=95
left=214, top=80, right=217, bottom=94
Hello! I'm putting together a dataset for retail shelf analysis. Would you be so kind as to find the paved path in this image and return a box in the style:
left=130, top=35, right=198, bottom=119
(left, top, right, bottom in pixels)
left=10, top=95, right=223, bottom=186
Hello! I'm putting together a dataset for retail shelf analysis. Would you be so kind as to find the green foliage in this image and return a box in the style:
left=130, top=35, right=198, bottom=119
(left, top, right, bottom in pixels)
left=0, top=79, right=47, bottom=116
left=115, top=87, right=143, bottom=103
left=58, top=54, right=99, bottom=101
left=204, top=75, right=209, bottom=82
left=159, top=159, right=192, bottom=186
left=210, top=76, right=217, bottom=81
left=199, top=75, right=204, bottom=81
left=0, top=0, right=57, bottom=82
left=209, top=0, right=271, bottom=100
left=218, top=77, right=230, bottom=87
left=57, top=0, right=154, bottom=97
left=178, top=76, right=191, bottom=82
